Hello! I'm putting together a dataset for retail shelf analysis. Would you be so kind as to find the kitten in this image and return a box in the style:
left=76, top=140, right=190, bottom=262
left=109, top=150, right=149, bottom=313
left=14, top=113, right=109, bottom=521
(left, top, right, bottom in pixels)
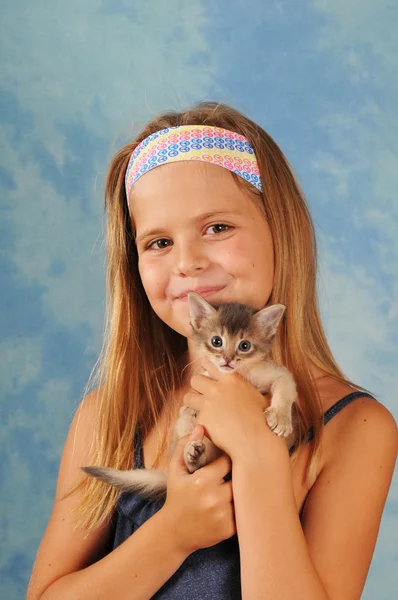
left=82, top=292, right=297, bottom=502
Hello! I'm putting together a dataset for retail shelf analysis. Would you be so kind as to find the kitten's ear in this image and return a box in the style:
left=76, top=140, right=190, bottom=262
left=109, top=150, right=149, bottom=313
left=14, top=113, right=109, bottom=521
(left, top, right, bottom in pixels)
left=254, top=304, right=286, bottom=339
left=188, top=292, right=217, bottom=330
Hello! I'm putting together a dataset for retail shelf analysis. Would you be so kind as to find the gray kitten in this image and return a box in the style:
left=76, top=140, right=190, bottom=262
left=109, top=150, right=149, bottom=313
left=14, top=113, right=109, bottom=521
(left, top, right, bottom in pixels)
left=82, top=292, right=297, bottom=502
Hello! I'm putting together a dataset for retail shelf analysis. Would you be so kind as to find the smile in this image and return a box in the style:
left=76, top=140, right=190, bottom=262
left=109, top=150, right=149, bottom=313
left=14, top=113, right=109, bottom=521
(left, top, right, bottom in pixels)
left=175, top=286, right=226, bottom=301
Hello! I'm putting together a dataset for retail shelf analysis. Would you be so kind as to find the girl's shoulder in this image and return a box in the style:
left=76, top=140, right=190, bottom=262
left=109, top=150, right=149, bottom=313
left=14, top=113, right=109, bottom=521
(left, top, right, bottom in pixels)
left=298, top=380, right=397, bottom=597
left=318, top=378, right=397, bottom=470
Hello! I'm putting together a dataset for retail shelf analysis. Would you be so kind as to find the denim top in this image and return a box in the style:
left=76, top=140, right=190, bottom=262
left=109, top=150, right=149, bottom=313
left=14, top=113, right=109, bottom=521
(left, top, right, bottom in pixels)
left=111, top=391, right=374, bottom=599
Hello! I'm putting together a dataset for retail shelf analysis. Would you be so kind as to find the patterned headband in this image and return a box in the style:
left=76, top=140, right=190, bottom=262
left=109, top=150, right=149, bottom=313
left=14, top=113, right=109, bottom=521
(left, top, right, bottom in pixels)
left=124, top=125, right=262, bottom=199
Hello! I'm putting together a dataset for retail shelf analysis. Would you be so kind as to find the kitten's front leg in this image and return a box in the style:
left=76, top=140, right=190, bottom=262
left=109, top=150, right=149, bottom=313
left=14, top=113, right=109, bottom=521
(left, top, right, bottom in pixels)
left=175, top=406, right=207, bottom=473
left=176, top=406, right=223, bottom=473
left=184, top=439, right=208, bottom=473
left=184, top=435, right=224, bottom=473
left=176, top=405, right=198, bottom=436
left=264, top=368, right=297, bottom=437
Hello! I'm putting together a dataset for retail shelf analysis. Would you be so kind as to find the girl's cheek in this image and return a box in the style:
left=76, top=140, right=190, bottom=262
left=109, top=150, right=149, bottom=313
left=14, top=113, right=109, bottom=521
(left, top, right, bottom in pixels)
left=138, top=258, right=166, bottom=297
left=215, top=236, right=250, bottom=268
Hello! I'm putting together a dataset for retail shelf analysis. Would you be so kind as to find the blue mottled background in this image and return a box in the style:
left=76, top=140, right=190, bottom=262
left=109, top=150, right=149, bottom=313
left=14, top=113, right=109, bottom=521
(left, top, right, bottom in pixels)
left=1, top=1, right=397, bottom=598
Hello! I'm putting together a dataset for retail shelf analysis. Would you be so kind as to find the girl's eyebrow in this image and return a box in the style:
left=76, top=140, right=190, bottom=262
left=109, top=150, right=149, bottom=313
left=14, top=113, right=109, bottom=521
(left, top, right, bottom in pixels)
left=135, top=210, right=238, bottom=244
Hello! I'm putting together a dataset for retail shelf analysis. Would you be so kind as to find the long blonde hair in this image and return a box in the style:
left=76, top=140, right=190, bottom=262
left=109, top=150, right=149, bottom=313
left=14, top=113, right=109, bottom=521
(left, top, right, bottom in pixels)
left=64, top=101, right=369, bottom=533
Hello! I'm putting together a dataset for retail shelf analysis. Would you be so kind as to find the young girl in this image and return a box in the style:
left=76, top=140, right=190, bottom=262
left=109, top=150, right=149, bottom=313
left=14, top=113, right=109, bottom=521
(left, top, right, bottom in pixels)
left=27, top=101, right=397, bottom=600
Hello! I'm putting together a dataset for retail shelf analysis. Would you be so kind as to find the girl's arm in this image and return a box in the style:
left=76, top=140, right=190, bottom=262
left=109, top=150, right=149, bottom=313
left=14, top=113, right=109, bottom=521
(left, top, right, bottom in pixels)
left=37, top=509, right=188, bottom=600
left=232, top=397, right=398, bottom=600
left=27, top=390, right=190, bottom=600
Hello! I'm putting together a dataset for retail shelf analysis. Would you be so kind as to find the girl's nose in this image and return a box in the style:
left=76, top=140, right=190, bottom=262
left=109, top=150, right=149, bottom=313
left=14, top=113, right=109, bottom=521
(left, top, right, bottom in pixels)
left=172, top=242, right=210, bottom=277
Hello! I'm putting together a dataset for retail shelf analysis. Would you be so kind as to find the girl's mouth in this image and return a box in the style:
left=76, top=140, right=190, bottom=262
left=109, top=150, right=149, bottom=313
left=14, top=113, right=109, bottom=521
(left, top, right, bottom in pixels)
left=176, top=285, right=226, bottom=301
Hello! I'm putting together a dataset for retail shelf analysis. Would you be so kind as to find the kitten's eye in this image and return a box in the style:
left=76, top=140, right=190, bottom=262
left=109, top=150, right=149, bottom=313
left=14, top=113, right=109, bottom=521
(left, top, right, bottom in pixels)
left=238, top=340, right=251, bottom=352
left=211, top=336, right=223, bottom=348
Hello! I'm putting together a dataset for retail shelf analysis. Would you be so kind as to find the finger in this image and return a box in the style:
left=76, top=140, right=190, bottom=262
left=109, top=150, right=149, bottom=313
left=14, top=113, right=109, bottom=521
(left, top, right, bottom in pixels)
left=168, top=432, right=194, bottom=472
left=199, top=452, right=233, bottom=482
left=169, top=425, right=207, bottom=475
left=190, top=372, right=217, bottom=393
left=189, top=424, right=205, bottom=441
left=201, top=358, right=222, bottom=379
left=183, top=390, right=203, bottom=411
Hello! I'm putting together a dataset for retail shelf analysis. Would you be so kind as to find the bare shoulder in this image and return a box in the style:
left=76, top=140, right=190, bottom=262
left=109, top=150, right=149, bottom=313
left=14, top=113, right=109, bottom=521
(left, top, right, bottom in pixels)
left=300, top=386, right=397, bottom=599
left=313, top=376, right=396, bottom=462
left=27, top=387, right=115, bottom=600
left=321, top=387, right=398, bottom=468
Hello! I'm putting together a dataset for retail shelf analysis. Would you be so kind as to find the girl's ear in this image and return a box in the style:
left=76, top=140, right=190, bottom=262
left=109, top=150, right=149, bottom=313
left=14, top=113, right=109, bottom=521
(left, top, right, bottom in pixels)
left=253, top=304, right=286, bottom=339
left=188, top=292, right=217, bottom=330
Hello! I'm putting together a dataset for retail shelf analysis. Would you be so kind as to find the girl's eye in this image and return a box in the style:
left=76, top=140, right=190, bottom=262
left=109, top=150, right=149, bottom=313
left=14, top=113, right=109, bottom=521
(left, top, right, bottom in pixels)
left=147, top=238, right=172, bottom=250
left=206, top=223, right=231, bottom=235
left=238, top=340, right=251, bottom=352
left=211, top=336, right=223, bottom=348
left=145, top=223, right=231, bottom=250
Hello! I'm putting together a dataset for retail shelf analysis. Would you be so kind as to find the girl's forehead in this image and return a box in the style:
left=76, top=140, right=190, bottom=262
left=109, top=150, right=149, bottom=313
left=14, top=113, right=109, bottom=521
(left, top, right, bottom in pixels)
left=128, top=161, right=251, bottom=223
left=130, top=161, right=236, bottom=200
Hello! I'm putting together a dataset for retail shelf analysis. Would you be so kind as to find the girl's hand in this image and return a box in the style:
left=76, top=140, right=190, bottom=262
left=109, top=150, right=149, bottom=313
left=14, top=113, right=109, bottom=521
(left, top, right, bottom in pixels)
left=183, top=358, right=274, bottom=461
left=162, top=425, right=236, bottom=555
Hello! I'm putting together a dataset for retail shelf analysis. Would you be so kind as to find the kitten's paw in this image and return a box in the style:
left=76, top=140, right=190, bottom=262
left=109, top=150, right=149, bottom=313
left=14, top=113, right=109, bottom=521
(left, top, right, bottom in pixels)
left=184, top=440, right=206, bottom=473
left=264, top=406, right=293, bottom=437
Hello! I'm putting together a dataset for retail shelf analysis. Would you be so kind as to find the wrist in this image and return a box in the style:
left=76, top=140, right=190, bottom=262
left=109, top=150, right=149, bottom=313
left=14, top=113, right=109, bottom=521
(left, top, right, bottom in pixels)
left=231, top=432, right=296, bottom=508
left=231, top=421, right=290, bottom=469
left=158, top=504, right=196, bottom=558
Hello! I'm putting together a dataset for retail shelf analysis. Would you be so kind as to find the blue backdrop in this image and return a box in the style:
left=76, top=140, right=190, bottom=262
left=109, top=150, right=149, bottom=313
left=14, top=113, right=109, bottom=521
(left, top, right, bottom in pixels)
left=1, top=1, right=397, bottom=598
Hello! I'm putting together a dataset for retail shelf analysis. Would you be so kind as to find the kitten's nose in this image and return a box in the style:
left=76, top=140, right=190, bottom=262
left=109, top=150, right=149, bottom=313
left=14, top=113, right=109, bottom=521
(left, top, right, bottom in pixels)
left=220, top=357, right=234, bottom=370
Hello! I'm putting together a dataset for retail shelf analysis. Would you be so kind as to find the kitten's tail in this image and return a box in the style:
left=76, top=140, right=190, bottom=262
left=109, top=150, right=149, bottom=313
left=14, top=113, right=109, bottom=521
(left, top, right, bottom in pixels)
left=81, top=466, right=167, bottom=502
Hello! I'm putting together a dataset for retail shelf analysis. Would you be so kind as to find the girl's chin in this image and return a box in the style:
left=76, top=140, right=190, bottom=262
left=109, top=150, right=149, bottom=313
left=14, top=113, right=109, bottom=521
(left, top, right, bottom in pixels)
left=167, top=317, right=192, bottom=339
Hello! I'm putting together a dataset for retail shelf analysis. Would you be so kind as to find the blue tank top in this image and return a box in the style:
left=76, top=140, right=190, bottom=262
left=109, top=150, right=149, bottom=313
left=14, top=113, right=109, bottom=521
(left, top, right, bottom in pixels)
left=111, top=391, right=374, bottom=598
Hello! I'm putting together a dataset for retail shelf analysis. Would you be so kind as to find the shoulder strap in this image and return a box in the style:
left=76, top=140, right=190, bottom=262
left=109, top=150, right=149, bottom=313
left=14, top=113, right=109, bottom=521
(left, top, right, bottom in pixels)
left=307, top=391, right=375, bottom=443
left=133, top=427, right=143, bottom=469
left=289, top=391, right=376, bottom=454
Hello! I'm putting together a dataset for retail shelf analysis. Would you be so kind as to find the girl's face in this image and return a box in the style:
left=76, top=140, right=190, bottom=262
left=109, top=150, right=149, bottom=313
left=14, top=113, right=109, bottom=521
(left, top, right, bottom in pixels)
left=129, top=161, right=274, bottom=339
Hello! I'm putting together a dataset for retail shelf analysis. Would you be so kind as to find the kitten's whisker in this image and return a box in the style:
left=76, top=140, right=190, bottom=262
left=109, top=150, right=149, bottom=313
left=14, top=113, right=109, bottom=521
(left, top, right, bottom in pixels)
left=181, top=357, right=202, bottom=378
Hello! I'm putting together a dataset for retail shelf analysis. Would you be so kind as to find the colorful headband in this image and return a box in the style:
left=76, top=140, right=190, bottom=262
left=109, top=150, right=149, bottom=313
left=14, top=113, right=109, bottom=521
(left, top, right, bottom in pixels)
left=124, top=125, right=262, bottom=199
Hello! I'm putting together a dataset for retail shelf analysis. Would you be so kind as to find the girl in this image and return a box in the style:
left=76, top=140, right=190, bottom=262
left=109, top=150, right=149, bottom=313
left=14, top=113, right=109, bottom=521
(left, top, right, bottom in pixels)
left=27, top=101, right=397, bottom=600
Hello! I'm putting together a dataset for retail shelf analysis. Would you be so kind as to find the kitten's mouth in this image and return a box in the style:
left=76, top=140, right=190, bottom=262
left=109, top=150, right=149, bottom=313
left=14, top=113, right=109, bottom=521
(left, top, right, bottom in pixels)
left=219, top=364, right=234, bottom=371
